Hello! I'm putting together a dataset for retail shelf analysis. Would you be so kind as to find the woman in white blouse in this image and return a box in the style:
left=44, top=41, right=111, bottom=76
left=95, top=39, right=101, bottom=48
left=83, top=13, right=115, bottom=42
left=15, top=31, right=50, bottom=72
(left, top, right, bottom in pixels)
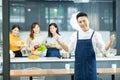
left=26, top=22, right=45, bottom=52
left=55, top=12, right=115, bottom=80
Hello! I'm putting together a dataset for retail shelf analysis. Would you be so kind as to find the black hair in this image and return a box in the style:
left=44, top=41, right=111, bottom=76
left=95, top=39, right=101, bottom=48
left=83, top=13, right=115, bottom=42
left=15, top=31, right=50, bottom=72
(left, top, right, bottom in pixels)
left=76, top=12, right=88, bottom=20
left=48, top=23, right=60, bottom=37
left=11, top=24, right=20, bottom=31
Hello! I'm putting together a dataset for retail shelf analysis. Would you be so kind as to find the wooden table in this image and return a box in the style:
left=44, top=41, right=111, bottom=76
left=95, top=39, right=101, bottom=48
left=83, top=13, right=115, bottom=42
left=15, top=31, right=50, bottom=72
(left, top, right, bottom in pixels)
left=10, top=69, right=74, bottom=80
left=10, top=68, right=120, bottom=80
left=97, top=68, right=120, bottom=80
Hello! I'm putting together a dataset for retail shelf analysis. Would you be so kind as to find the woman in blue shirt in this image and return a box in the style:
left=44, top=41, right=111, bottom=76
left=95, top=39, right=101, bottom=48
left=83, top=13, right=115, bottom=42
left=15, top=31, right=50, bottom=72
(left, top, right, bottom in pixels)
left=45, top=23, right=62, bottom=58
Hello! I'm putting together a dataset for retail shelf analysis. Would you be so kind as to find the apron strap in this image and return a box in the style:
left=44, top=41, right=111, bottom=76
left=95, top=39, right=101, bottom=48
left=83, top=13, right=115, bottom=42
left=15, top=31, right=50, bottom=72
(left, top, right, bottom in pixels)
left=77, top=31, right=79, bottom=39
left=77, top=31, right=95, bottom=39
left=90, top=31, right=95, bottom=39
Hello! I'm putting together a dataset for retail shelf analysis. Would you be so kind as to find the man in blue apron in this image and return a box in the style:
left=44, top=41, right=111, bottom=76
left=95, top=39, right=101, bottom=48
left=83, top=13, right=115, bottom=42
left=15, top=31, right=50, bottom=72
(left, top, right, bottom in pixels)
left=55, top=12, right=115, bottom=80
left=75, top=31, right=97, bottom=80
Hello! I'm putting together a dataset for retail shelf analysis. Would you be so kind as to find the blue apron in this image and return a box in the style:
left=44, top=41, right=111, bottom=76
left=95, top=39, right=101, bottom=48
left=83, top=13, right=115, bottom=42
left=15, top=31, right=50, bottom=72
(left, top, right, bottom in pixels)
left=75, top=31, right=97, bottom=80
left=46, top=47, right=61, bottom=58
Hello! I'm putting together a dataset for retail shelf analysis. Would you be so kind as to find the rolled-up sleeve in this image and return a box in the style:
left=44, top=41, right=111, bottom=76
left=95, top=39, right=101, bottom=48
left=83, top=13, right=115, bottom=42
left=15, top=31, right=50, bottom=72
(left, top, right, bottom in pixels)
left=68, top=32, right=77, bottom=53
left=93, top=32, right=106, bottom=55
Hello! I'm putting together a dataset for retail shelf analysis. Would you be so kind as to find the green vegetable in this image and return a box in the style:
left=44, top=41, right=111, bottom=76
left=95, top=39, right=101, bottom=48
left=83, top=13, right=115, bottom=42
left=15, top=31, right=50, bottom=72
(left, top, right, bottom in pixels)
left=37, top=44, right=46, bottom=52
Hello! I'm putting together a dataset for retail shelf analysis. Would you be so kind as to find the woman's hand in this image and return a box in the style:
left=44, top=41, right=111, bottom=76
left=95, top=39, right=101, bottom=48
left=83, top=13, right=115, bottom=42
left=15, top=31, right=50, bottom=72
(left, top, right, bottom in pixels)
left=53, top=34, right=60, bottom=42
left=54, top=34, right=68, bottom=51
left=16, top=41, right=26, bottom=49
left=45, top=43, right=50, bottom=47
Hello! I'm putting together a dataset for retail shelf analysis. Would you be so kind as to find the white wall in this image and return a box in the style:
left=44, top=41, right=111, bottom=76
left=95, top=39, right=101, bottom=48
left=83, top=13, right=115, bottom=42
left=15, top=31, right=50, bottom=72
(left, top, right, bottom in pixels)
left=19, top=31, right=110, bottom=45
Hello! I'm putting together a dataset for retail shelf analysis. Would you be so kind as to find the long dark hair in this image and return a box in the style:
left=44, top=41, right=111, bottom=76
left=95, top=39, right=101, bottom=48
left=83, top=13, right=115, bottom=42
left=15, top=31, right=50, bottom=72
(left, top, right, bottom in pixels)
left=11, top=24, right=20, bottom=31
left=48, top=23, right=60, bottom=37
left=29, top=22, right=40, bottom=40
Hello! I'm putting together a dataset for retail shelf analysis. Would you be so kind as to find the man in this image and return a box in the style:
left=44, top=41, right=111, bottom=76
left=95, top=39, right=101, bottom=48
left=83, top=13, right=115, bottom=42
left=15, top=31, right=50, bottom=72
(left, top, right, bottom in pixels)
left=55, top=12, right=115, bottom=80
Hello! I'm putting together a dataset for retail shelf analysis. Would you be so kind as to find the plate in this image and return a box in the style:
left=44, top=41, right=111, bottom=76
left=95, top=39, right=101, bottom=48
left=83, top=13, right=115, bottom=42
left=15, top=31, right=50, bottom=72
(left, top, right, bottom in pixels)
left=31, top=50, right=42, bottom=55
left=28, top=55, right=39, bottom=59
left=49, top=43, right=56, bottom=47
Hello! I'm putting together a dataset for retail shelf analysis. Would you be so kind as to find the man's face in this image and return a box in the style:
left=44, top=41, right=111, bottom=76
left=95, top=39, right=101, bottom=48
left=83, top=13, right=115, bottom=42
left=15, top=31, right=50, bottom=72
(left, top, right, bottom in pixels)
left=77, top=16, right=90, bottom=32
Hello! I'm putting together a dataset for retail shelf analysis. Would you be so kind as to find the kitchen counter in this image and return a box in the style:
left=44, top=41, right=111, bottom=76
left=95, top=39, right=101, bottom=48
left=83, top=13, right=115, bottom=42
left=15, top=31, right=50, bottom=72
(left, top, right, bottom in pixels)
left=9, top=56, right=120, bottom=63
left=0, top=56, right=120, bottom=63
left=9, top=56, right=120, bottom=80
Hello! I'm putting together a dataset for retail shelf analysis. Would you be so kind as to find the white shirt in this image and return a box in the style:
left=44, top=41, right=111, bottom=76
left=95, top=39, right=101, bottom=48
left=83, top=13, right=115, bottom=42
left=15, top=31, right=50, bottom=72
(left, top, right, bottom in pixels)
left=46, top=35, right=62, bottom=48
left=46, top=37, right=59, bottom=45
left=26, top=33, right=45, bottom=50
left=68, top=29, right=106, bottom=55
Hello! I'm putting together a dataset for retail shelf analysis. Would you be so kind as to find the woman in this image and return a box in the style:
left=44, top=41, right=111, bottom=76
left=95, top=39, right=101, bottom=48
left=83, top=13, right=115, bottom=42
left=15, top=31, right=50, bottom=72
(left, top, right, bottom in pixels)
left=55, top=12, right=115, bottom=80
left=10, top=25, right=25, bottom=57
left=26, top=22, right=45, bottom=52
left=45, top=23, right=62, bottom=58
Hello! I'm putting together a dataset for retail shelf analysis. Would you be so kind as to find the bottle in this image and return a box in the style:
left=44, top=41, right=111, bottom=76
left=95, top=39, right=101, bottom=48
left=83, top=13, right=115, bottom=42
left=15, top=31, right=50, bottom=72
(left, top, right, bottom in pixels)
left=66, top=53, right=71, bottom=59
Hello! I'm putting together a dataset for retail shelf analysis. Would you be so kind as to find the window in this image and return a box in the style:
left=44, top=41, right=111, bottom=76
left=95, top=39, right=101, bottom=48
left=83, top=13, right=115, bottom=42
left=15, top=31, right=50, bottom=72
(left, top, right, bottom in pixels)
left=9, top=0, right=114, bottom=31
